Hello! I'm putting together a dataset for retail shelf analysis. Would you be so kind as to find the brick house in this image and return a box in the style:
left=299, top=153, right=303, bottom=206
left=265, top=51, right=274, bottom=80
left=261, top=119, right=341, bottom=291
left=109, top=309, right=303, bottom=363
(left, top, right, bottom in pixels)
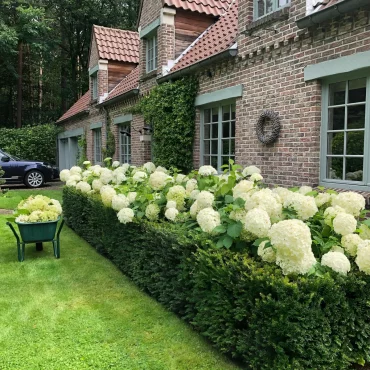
left=57, top=0, right=370, bottom=192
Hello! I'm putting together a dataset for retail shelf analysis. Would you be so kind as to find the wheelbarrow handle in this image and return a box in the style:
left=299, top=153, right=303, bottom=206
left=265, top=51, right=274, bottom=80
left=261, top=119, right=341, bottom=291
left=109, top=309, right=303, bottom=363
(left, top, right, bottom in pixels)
left=6, top=222, right=20, bottom=244
left=57, top=219, right=65, bottom=238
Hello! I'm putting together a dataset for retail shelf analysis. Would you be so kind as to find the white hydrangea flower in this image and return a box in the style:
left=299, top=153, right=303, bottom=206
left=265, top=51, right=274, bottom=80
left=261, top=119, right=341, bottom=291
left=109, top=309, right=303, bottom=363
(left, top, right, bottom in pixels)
left=298, top=186, right=313, bottom=195
left=331, top=246, right=344, bottom=254
left=117, top=208, right=134, bottom=224
left=245, top=189, right=282, bottom=223
left=127, top=192, right=137, bottom=204
left=155, top=166, right=168, bottom=173
left=70, top=166, right=82, bottom=175
left=196, top=208, right=221, bottom=233
left=196, top=191, right=214, bottom=209
left=112, top=161, right=120, bottom=168
left=149, top=171, right=171, bottom=190
left=50, top=199, right=62, bottom=215
left=324, top=206, right=346, bottom=226
left=16, top=214, right=30, bottom=223
left=272, top=187, right=291, bottom=204
left=258, top=241, right=276, bottom=263
left=198, top=165, right=218, bottom=176
left=69, top=174, right=82, bottom=182
left=185, top=179, right=198, bottom=195
left=341, top=234, right=362, bottom=256
left=100, top=168, right=114, bottom=185
left=166, top=185, right=186, bottom=210
left=145, top=203, right=160, bottom=221
left=82, top=170, right=92, bottom=179
left=359, top=224, right=370, bottom=240
left=242, top=165, right=261, bottom=177
left=92, top=179, right=103, bottom=191
left=90, top=165, right=102, bottom=176
left=243, top=208, right=271, bottom=238
left=83, top=160, right=91, bottom=166
left=76, top=181, right=91, bottom=193
left=232, top=180, right=254, bottom=199
left=269, top=219, right=316, bottom=275
left=283, top=192, right=318, bottom=221
left=166, top=200, right=177, bottom=209
left=250, top=173, right=263, bottom=182
left=112, top=194, right=130, bottom=211
left=229, top=209, right=246, bottom=222
left=315, top=193, right=332, bottom=208
left=333, top=213, right=357, bottom=236
left=175, top=174, right=187, bottom=184
left=133, top=171, right=148, bottom=183
left=142, top=162, right=156, bottom=173
left=66, top=179, right=77, bottom=187
left=100, top=185, right=116, bottom=207
left=190, top=189, right=200, bottom=200
left=120, top=163, right=130, bottom=173
left=356, top=242, right=370, bottom=274
left=165, top=207, right=179, bottom=222
left=331, top=192, right=365, bottom=217
left=321, top=251, right=351, bottom=275
left=60, top=169, right=70, bottom=182
left=112, top=171, right=127, bottom=185
left=190, top=201, right=199, bottom=218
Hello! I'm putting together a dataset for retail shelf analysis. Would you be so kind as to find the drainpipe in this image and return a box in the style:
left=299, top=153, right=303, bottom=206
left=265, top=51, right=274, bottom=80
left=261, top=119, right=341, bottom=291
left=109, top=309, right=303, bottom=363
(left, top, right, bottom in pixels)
left=297, top=0, right=370, bottom=29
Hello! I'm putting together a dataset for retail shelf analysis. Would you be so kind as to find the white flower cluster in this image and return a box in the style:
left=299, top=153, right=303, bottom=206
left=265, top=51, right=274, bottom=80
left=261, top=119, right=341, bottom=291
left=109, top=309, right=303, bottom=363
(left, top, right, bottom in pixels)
left=198, top=165, right=218, bottom=176
left=321, top=251, right=351, bottom=275
left=196, top=208, right=221, bottom=233
left=149, top=171, right=172, bottom=190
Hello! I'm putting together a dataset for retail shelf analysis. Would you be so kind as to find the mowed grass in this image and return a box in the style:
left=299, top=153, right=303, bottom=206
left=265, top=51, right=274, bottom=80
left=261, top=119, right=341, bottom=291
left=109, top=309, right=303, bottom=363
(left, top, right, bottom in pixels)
left=0, top=190, right=240, bottom=370
left=0, top=189, right=62, bottom=209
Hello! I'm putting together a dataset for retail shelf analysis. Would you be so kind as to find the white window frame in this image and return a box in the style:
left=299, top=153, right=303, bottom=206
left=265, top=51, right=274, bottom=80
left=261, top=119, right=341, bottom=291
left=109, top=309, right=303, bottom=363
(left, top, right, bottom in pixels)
left=92, top=73, right=98, bottom=100
left=254, top=0, right=290, bottom=19
left=119, top=124, right=131, bottom=164
left=94, top=128, right=102, bottom=164
left=200, top=101, right=236, bottom=172
left=320, top=72, right=370, bottom=192
left=146, top=35, right=158, bottom=73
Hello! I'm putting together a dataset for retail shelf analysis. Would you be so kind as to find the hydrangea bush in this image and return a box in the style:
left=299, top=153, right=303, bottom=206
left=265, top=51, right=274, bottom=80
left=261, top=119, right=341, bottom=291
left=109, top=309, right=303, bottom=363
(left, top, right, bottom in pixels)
left=13, top=195, right=62, bottom=223
left=60, top=160, right=370, bottom=277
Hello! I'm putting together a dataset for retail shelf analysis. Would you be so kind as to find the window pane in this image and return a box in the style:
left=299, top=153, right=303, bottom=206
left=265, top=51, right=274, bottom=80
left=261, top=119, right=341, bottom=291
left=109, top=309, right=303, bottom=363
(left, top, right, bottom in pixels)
left=345, top=158, right=363, bottom=181
left=222, top=156, right=230, bottom=166
left=204, top=124, right=210, bottom=139
left=222, top=105, right=230, bottom=121
left=211, top=124, right=218, bottom=138
left=348, top=78, right=366, bottom=103
left=212, top=108, right=218, bottom=123
left=231, top=104, right=236, bottom=120
left=222, top=122, right=229, bottom=138
left=328, top=107, right=345, bottom=130
left=204, top=109, right=211, bottom=123
left=346, top=131, right=364, bottom=155
left=204, top=140, right=210, bottom=155
left=211, top=156, right=218, bottom=168
left=257, top=0, right=265, bottom=17
left=203, top=156, right=210, bottom=165
left=222, top=139, right=229, bottom=155
left=231, top=139, right=235, bottom=155
left=266, top=0, right=273, bottom=13
left=347, top=105, right=365, bottom=129
left=327, top=157, right=343, bottom=180
left=211, top=140, right=218, bottom=155
left=231, top=121, right=235, bottom=137
left=327, top=132, right=344, bottom=155
left=329, top=81, right=346, bottom=106
left=278, top=0, right=289, bottom=5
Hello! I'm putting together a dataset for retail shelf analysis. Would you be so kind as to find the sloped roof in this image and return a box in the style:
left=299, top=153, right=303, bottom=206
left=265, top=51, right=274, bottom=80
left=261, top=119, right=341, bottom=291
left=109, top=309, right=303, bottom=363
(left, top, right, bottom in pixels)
left=57, top=91, right=90, bottom=123
left=164, top=0, right=233, bottom=16
left=93, top=25, right=139, bottom=63
left=311, top=0, right=340, bottom=13
left=102, top=67, right=139, bottom=104
left=170, top=0, right=238, bottom=73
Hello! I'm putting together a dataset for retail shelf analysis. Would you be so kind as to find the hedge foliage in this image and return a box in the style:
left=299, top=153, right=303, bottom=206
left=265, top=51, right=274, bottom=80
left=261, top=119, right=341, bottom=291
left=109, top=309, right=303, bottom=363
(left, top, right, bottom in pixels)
left=63, top=187, right=370, bottom=370
left=136, top=77, right=198, bottom=172
left=0, top=124, right=60, bottom=164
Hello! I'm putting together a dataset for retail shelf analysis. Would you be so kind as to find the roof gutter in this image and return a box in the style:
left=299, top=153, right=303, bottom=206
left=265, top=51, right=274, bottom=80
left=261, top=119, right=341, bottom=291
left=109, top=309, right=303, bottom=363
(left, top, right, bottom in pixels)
left=97, top=88, right=140, bottom=107
left=157, top=47, right=238, bottom=83
left=56, top=109, right=89, bottom=125
left=297, top=0, right=370, bottom=29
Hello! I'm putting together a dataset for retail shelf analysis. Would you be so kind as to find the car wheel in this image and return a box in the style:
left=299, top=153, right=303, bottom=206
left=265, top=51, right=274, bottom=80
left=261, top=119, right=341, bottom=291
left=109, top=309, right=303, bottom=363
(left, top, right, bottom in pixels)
left=25, top=170, right=44, bottom=188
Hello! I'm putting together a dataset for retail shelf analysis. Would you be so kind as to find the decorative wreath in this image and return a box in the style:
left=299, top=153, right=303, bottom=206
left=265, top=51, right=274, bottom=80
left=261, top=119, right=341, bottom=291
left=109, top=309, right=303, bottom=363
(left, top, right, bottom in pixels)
left=256, top=110, right=281, bottom=144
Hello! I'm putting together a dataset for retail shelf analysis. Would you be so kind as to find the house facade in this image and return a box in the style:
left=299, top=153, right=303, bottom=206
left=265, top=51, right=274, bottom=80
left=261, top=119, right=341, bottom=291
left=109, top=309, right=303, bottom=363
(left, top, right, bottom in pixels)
left=57, top=0, right=370, bottom=192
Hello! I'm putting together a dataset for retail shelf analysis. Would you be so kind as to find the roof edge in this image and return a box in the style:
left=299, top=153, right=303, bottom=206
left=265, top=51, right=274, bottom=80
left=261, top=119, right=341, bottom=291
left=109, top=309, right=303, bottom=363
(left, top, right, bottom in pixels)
left=297, top=0, right=370, bottom=29
left=158, top=48, right=237, bottom=83
left=56, top=109, right=90, bottom=125
left=97, top=88, right=140, bottom=107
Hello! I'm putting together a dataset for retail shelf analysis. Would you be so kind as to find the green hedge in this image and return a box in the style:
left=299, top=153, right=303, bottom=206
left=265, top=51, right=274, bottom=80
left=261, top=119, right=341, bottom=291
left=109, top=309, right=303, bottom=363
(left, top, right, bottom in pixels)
left=0, top=124, right=60, bottom=164
left=63, top=187, right=370, bottom=370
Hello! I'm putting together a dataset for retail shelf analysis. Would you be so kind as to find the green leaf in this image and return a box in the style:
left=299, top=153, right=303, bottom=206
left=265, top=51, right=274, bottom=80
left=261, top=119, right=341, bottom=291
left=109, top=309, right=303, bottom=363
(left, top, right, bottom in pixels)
left=224, top=195, right=234, bottom=204
left=223, top=235, right=233, bottom=249
left=252, top=237, right=269, bottom=247
left=234, top=197, right=246, bottom=208
left=216, top=238, right=224, bottom=249
left=220, top=184, right=231, bottom=196
left=227, top=222, right=242, bottom=238
left=305, top=191, right=318, bottom=197
left=363, top=219, right=370, bottom=227
left=213, top=225, right=227, bottom=234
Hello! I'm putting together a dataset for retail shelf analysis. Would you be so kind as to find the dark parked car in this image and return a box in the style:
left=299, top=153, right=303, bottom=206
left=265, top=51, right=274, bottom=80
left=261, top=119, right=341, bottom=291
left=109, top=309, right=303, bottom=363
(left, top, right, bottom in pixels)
left=0, top=149, right=59, bottom=188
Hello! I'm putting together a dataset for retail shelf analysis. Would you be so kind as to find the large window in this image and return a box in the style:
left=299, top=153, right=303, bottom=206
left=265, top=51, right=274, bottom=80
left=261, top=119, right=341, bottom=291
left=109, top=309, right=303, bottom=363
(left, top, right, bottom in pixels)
left=146, top=35, right=158, bottom=73
left=94, top=128, right=102, bottom=164
left=255, top=0, right=289, bottom=18
left=119, top=124, right=131, bottom=164
left=321, top=75, right=370, bottom=190
left=201, top=103, right=236, bottom=171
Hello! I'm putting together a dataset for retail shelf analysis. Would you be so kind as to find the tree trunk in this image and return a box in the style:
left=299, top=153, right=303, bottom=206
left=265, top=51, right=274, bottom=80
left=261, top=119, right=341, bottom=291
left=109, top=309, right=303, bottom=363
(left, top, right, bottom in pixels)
left=16, top=40, right=23, bottom=128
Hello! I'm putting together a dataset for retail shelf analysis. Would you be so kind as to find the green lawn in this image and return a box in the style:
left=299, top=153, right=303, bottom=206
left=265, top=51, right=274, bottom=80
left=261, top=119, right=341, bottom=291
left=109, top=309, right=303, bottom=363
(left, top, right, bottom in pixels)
left=0, top=190, right=240, bottom=370
left=0, top=189, right=63, bottom=209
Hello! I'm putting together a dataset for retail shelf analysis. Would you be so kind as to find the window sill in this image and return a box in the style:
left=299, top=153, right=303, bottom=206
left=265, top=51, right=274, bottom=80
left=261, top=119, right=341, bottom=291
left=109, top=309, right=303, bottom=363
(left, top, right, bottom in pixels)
left=244, top=6, right=290, bottom=35
left=141, top=70, right=158, bottom=82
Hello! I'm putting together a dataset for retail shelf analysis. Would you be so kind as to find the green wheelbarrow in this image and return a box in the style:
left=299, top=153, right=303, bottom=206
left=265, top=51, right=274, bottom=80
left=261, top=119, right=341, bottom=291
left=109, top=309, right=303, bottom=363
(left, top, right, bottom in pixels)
left=6, top=218, right=65, bottom=262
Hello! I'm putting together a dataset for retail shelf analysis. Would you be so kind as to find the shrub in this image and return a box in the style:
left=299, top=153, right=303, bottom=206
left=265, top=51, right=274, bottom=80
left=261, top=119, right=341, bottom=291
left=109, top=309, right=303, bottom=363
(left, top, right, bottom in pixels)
left=0, top=124, right=61, bottom=164
left=63, top=186, right=370, bottom=370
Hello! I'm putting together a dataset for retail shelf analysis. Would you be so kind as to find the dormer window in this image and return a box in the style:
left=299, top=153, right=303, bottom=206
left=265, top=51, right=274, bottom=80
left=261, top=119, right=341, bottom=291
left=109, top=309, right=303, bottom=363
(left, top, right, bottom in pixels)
left=146, top=35, right=158, bottom=73
left=92, top=73, right=98, bottom=100
left=255, top=0, right=290, bottom=19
